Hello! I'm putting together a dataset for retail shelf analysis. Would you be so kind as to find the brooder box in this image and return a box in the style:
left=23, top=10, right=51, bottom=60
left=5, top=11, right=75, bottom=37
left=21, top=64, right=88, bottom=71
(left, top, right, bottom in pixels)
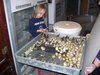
left=15, top=32, right=86, bottom=75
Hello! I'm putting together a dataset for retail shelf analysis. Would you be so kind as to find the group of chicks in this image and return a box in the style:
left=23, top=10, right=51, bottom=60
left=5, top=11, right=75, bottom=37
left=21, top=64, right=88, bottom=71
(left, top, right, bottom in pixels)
left=24, top=34, right=86, bottom=69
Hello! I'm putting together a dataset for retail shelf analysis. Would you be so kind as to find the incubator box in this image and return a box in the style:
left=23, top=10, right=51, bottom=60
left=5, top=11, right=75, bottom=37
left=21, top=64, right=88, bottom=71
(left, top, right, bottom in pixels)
left=15, top=32, right=86, bottom=75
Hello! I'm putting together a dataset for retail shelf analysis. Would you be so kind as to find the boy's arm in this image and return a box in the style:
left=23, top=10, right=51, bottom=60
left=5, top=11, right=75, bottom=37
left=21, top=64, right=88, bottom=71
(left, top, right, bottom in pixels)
left=85, top=50, right=100, bottom=75
left=28, top=19, right=36, bottom=35
left=37, top=28, right=48, bottom=32
left=93, top=58, right=100, bottom=68
left=96, top=50, right=100, bottom=60
left=37, top=29, right=44, bottom=32
left=94, top=50, right=100, bottom=67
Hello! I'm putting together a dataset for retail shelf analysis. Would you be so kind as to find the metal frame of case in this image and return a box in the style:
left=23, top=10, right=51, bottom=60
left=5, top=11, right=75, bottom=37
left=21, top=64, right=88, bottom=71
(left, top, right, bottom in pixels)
left=3, top=0, right=21, bottom=74
left=3, top=0, right=48, bottom=75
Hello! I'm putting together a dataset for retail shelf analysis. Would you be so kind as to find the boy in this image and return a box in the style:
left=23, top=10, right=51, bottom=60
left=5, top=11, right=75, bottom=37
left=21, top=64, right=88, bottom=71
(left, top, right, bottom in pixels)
left=29, top=4, right=48, bottom=37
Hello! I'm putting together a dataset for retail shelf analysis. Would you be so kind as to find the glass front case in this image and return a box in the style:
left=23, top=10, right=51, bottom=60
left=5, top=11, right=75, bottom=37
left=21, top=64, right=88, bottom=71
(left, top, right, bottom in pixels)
left=12, top=4, right=48, bottom=50
left=4, top=0, right=86, bottom=74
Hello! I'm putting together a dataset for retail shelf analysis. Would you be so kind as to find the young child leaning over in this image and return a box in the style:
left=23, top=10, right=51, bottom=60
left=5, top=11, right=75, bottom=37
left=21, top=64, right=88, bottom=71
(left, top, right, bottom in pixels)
left=28, top=4, right=48, bottom=37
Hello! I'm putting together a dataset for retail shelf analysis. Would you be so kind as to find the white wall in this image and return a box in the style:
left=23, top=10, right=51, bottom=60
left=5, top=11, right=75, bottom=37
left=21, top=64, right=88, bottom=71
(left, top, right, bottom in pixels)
left=81, top=14, right=100, bottom=75
left=10, top=0, right=46, bottom=12
left=48, top=0, right=56, bottom=24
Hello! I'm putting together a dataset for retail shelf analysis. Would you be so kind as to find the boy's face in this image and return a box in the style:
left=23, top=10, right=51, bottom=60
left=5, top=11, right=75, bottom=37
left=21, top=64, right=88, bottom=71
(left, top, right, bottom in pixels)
left=36, top=9, right=45, bottom=18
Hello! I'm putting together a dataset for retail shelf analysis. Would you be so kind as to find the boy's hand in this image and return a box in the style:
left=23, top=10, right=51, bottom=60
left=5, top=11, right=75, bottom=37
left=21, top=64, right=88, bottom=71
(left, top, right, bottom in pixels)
left=43, top=29, right=48, bottom=32
left=37, top=29, right=44, bottom=32
left=84, top=64, right=96, bottom=75
left=37, top=29, right=48, bottom=32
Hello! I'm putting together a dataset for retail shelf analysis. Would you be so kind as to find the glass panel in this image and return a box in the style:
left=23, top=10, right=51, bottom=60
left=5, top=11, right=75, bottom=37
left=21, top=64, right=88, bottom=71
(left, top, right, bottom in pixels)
left=13, top=7, right=33, bottom=49
left=13, top=3, right=48, bottom=50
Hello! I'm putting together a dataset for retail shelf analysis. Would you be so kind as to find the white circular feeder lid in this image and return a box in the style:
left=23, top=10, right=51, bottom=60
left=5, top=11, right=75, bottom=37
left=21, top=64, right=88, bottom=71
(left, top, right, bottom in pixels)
left=53, top=21, right=82, bottom=36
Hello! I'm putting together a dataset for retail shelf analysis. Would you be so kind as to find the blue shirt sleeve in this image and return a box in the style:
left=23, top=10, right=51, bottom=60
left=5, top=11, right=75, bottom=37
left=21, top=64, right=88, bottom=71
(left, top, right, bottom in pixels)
left=96, top=50, right=100, bottom=60
left=28, top=18, right=39, bottom=37
left=41, top=18, right=47, bottom=29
